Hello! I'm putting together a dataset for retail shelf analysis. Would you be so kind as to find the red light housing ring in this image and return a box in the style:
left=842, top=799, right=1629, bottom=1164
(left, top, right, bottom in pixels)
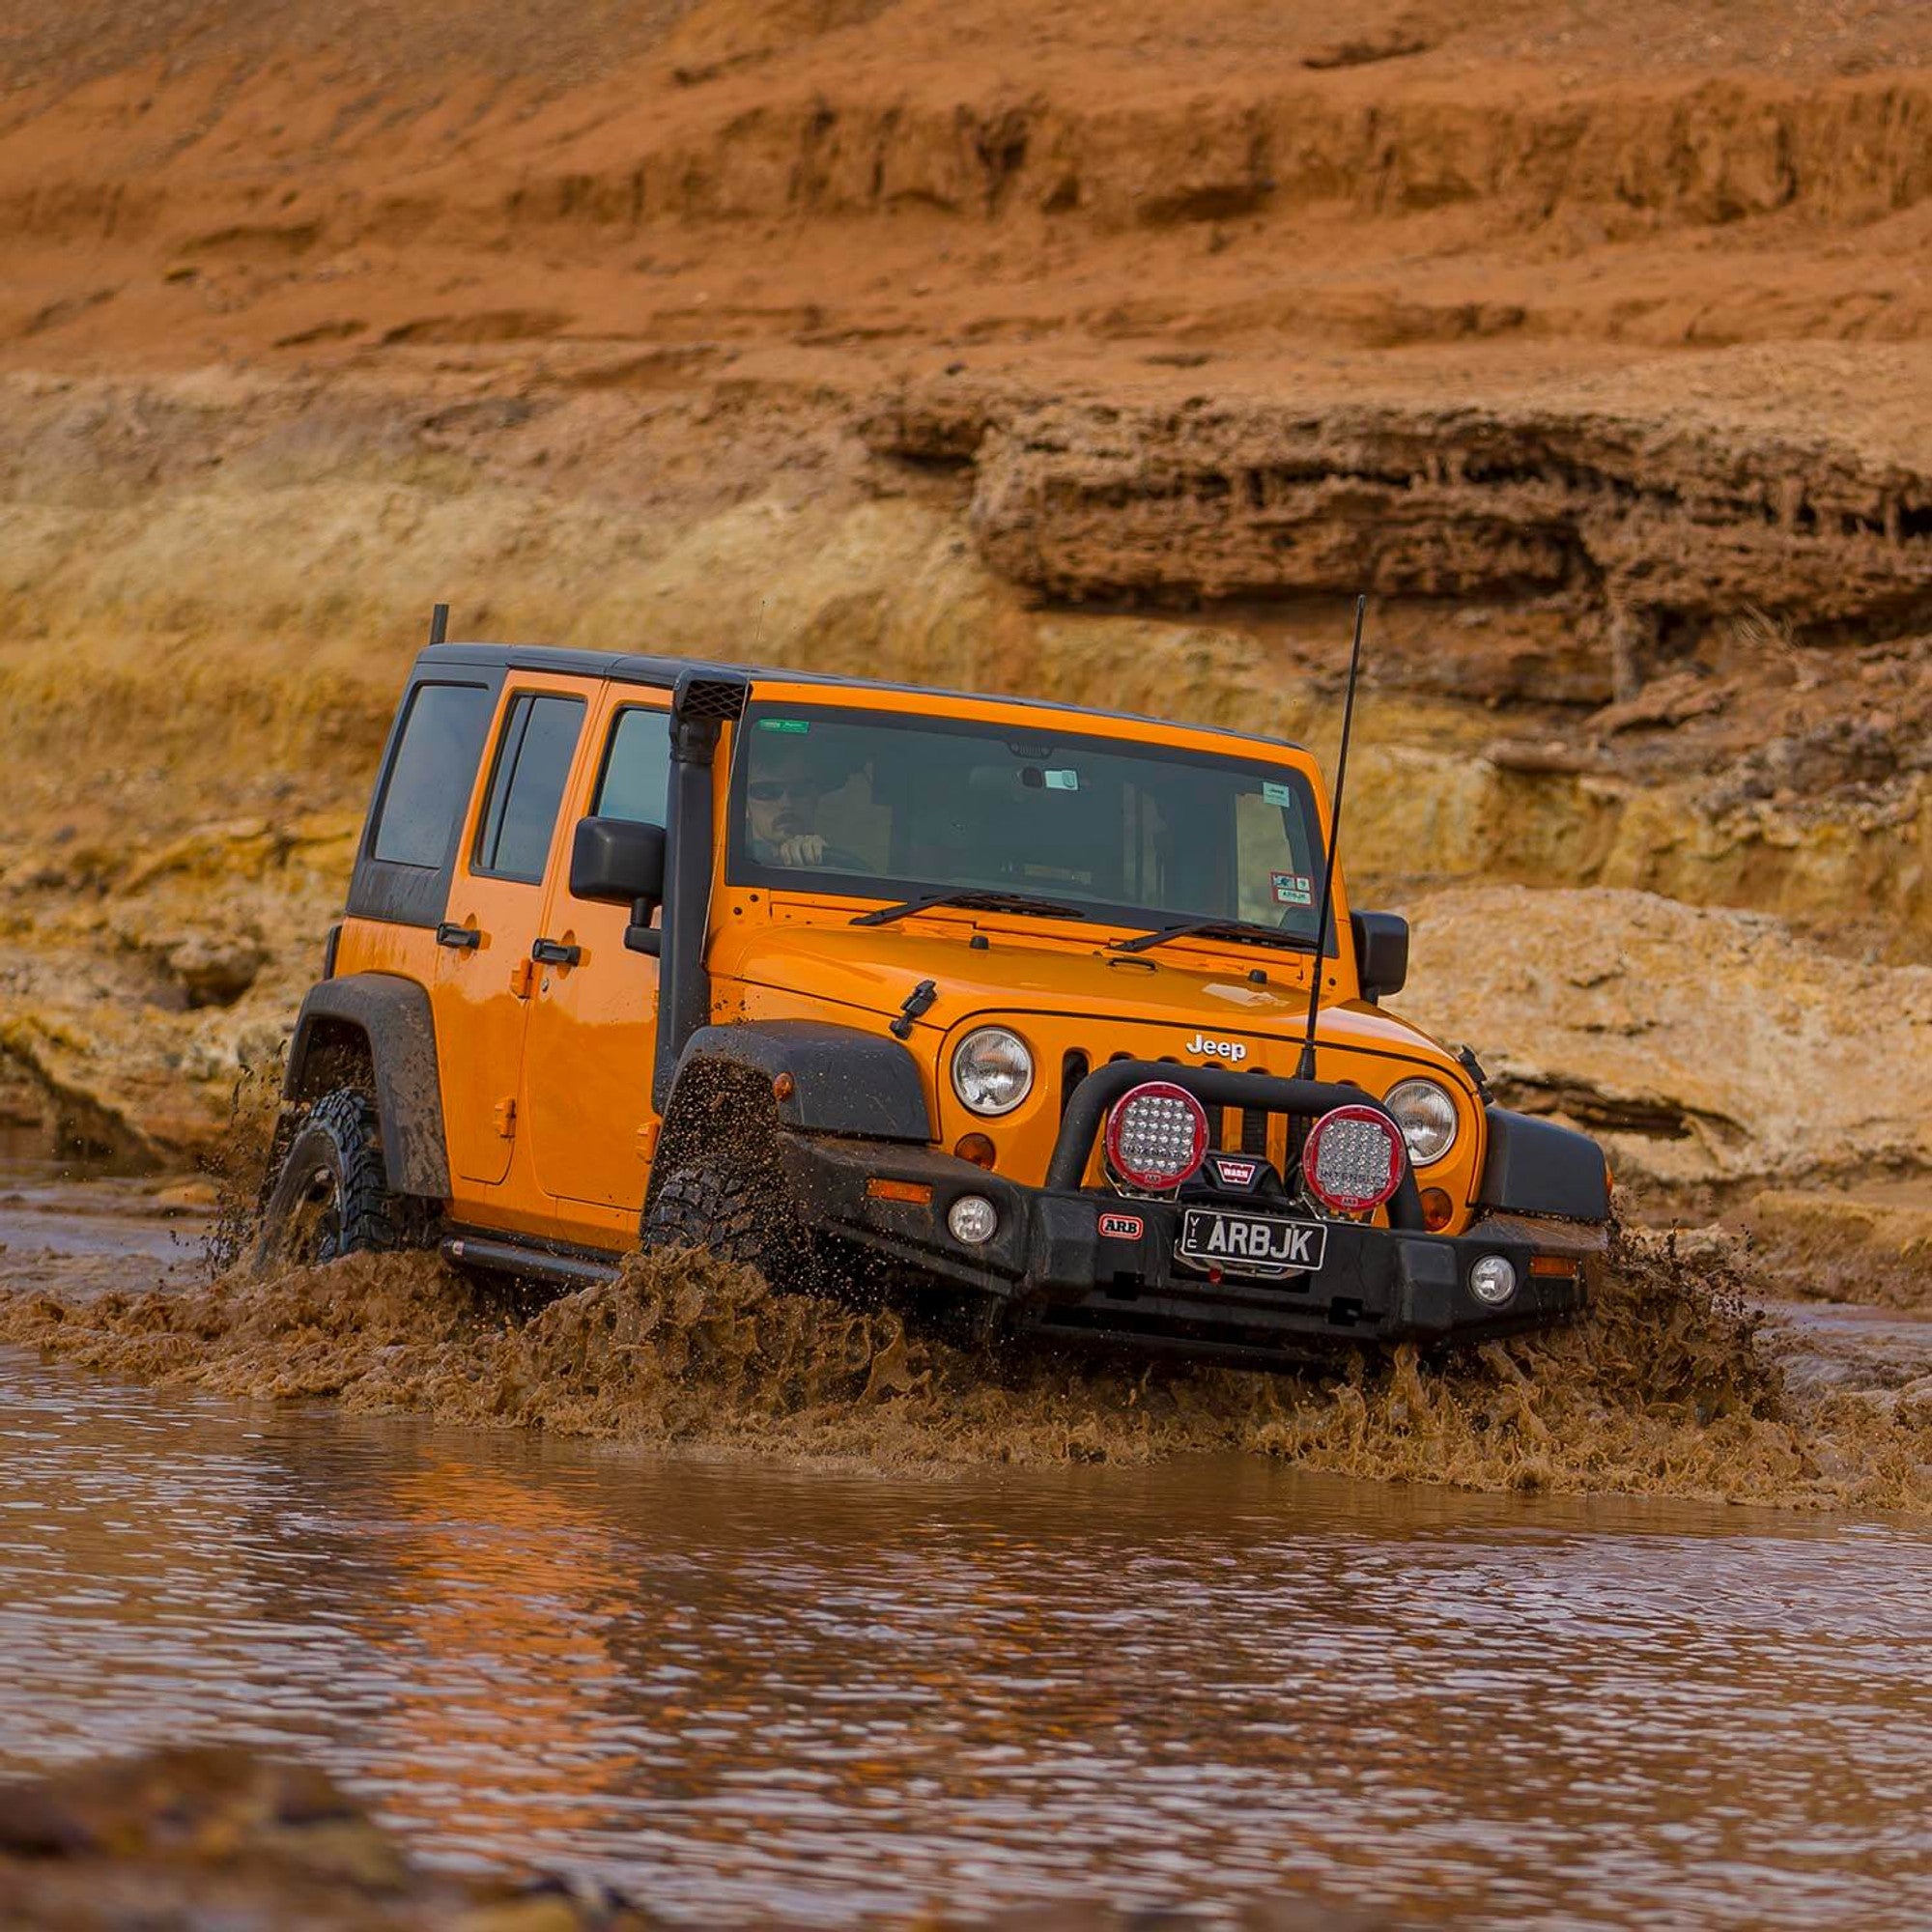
left=1301, top=1103, right=1406, bottom=1215
left=1103, top=1081, right=1210, bottom=1193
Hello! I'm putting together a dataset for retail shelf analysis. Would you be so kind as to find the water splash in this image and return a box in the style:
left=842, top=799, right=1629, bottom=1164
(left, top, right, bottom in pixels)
left=4, top=1226, right=1923, bottom=1511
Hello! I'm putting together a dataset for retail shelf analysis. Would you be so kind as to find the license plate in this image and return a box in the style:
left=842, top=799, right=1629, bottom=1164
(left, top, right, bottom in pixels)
left=1177, top=1207, right=1327, bottom=1279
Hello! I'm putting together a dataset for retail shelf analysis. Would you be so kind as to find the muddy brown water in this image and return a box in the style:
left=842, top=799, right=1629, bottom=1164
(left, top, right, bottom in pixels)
left=1, top=1172, right=1929, bottom=1926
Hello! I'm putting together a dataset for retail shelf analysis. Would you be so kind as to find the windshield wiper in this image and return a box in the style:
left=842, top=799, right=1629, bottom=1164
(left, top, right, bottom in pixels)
left=851, top=889, right=1091, bottom=928
left=1109, top=917, right=1320, bottom=956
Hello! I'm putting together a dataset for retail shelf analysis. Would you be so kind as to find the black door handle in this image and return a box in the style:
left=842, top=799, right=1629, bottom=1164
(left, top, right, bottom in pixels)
left=531, top=937, right=582, bottom=967
left=436, top=923, right=481, bottom=950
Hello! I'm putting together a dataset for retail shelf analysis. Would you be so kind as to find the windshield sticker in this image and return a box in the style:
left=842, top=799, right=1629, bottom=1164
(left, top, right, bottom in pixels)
left=1271, top=870, right=1314, bottom=907
left=1262, top=780, right=1293, bottom=806
left=757, top=718, right=810, bottom=734
left=1043, top=769, right=1080, bottom=791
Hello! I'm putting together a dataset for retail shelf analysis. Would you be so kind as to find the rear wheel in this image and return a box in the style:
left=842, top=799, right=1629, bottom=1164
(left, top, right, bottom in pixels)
left=253, top=1088, right=427, bottom=1273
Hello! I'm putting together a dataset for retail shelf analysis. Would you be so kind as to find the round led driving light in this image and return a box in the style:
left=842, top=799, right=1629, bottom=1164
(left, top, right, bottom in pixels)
left=948, top=1194, right=999, bottom=1246
left=1301, top=1104, right=1405, bottom=1215
left=1383, top=1077, right=1460, bottom=1167
left=951, top=1027, right=1034, bottom=1117
left=1104, top=1081, right=1209, bottom=1193
left=1469, top=1254, right=1518, bottom=1306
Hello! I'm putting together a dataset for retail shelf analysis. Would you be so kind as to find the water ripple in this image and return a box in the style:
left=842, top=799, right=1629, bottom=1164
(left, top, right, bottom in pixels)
left=1, top=1346, right=1927, bottom=1927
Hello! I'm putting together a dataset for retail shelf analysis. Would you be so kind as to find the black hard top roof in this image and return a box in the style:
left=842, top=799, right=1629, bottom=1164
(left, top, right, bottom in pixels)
left=414, top=641, right=1309, bottom=754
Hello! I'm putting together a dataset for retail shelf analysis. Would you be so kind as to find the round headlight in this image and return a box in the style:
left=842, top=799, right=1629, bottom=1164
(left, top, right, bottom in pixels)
left=1384, top=1077, right=1460, bottom=1167
left=951, top=1027, right=1034, bottom=1117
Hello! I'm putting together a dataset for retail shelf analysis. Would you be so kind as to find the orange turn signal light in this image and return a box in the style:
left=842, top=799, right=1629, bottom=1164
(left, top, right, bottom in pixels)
left=1529, top=1254, right=1579, bottom=1278
left=1420, top=1187, right=1454, bottom=1232
left=772, top=1071, right=796, bottom=1102
left=953, top=1133, right=997, bottom=1170
left=866, top=1178, right=932, bottom=1206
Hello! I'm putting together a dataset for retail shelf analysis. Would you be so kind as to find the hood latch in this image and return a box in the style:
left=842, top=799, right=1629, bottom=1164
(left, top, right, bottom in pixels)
left=890, top=979, right=938, bottom=1040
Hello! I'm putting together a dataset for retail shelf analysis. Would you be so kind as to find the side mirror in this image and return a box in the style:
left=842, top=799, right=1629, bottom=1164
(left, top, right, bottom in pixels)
left=571, top=816, right=666, bottom=905
left=571, top=818, right=666, bottom=954
left=1350, top=910, right=1408, bottom=1004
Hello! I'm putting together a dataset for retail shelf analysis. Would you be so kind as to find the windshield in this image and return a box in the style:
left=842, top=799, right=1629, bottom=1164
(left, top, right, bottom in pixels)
left=727, top=703, right=1331, bottom=945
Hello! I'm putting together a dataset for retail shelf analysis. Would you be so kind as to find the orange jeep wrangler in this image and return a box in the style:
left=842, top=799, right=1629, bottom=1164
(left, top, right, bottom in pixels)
left=260, top=635, right=1610, bottom=1364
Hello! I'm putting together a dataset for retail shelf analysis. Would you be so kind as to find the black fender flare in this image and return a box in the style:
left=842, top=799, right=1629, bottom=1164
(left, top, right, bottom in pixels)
left=1477, top=1107, right=1610, bottom=1223
left=283, top=974, right=450, bottom=1200
left=664, top=1021, right=935, bottom=1148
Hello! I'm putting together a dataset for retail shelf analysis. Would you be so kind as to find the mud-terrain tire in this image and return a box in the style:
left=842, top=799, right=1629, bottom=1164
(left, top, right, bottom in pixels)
left=253, top=1088, right=427, bottom=1273
left=641, top=1158, right=821, bottom=1295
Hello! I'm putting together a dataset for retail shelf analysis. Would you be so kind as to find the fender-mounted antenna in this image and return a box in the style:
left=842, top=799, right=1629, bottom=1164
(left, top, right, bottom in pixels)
left=428, top=602, right=450, bottom=646
left=1294, top=594, right=1368, bottom=1082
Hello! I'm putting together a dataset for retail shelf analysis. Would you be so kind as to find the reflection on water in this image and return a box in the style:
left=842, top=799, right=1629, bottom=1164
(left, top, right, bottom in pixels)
left=360, top=1462, right=648, bottom=1849
left=1, top=1346, right=1927, bottom=1927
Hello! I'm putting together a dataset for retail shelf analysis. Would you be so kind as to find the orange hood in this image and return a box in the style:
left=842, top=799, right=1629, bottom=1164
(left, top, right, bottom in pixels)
left=708, top=910, right=1468, bottom=1088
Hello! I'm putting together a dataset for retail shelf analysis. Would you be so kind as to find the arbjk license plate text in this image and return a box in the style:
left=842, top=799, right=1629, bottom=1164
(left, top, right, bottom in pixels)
left=1177, top=1207, right=1328, bottom=1278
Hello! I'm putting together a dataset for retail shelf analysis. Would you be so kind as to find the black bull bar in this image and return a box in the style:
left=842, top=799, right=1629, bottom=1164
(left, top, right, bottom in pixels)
left=1045, top=1060, right=1426, bottom=1223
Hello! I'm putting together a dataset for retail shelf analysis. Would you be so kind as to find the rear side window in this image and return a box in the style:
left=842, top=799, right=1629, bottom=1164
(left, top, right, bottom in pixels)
left=369, top=682, right=496, bottom=868
left=594, top=706, right=672, bottom=824
left=474, top=694, right=586, bottom=882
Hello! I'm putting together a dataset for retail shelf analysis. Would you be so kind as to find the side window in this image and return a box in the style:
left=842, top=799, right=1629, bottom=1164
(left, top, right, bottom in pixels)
left=369, top=682, right=496, bottom=868
left=594, top=706, right=672, bottom=824
left=473, top=694, right=586, bottom=883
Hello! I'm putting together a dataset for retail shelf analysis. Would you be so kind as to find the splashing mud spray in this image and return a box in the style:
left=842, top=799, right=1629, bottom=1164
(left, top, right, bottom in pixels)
left=3, top=1222, right=1924, bottom=1510
left=4, top=951, right=1923, bottom=1513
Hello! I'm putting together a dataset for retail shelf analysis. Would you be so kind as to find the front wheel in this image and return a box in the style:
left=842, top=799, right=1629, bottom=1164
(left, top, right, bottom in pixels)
left=253, top=1088, right=427, bottom=1274
left=640, top=1157, right=821, bottom=1294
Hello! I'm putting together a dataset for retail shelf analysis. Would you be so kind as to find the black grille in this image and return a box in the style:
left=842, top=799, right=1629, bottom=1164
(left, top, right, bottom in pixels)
left=1060, top=1049, right=1322, bottom=1176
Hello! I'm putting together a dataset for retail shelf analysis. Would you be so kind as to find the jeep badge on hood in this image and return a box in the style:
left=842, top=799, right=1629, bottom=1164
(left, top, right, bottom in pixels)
left=1187, top=1034, right=1248, bottom=1063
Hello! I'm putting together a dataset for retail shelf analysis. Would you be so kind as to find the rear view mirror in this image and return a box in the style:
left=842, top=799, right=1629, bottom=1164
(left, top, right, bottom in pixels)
left=571, top=817, right=666, bottom=953
left=1350, top=910, right=1408, bottom=1003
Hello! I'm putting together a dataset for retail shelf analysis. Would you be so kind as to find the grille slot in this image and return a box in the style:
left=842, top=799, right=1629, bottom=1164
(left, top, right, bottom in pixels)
left=1060, top=1049, right=1091, bottom=1120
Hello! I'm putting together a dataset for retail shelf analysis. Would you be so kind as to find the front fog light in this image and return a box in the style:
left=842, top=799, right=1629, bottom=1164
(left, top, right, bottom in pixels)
left=948, top=1194, right=999, bottom=1246
left=1469, top=1254, right=1518, bottom=1306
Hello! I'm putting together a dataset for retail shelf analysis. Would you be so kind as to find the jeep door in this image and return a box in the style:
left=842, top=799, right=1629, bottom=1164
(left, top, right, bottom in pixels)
left=432, top=673, right=595, bottom=1191
left=520, top=690, right=670, bottom=1230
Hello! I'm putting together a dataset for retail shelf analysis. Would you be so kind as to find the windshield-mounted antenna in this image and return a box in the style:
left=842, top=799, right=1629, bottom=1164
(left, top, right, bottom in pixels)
left=1294, top=594, right=1368, bottom=1083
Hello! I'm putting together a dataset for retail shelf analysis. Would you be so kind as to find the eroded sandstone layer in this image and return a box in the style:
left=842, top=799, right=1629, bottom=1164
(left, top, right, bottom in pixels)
left=947, top=384, right=1932, bottom=668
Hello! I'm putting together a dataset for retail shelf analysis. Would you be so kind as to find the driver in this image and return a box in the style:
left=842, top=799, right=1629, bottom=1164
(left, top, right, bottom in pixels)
left=745, top=742, right=870, bottom=871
